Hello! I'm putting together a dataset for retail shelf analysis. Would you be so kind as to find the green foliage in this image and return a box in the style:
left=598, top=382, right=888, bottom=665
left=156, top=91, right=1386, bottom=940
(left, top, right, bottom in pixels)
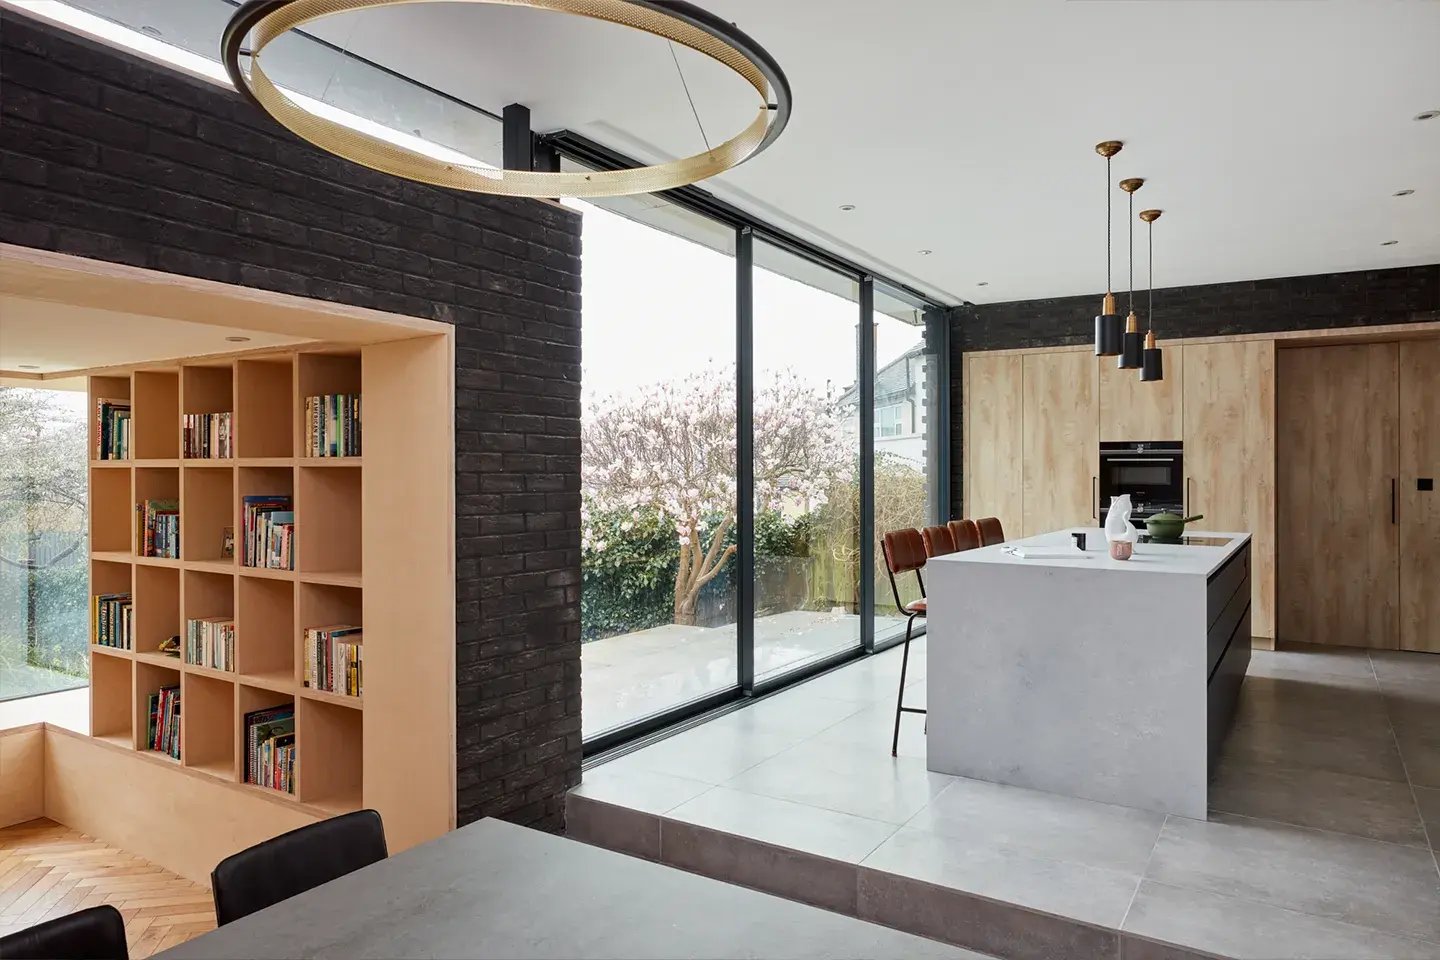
left=580, top=506, right=679, bottom=642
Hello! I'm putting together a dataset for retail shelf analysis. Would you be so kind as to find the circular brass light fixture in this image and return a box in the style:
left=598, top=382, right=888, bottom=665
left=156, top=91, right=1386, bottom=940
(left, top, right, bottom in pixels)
left=221, top=0, right=792, bottom=198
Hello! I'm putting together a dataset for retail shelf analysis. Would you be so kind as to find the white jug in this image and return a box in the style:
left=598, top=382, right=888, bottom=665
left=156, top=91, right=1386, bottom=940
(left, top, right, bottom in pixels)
left=1106, top=494, right=1136, bottom=543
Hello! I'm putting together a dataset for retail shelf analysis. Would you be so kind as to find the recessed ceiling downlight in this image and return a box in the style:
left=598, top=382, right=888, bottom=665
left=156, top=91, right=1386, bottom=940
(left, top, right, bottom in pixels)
left=839, top=204, right=856, bottom=212
left=17, top=364, right=40, bottom=370
left=225, top=336, right=252, bottom=342
left=977, top=281, right=989, bottom=287
left=1381, top=240, right=1399, bottom=246
left=1393, top=189, right=1415, bottom=197
left=918, top=249, right=932, bottom=256
left=1415, top=110, right=1440, bottom=121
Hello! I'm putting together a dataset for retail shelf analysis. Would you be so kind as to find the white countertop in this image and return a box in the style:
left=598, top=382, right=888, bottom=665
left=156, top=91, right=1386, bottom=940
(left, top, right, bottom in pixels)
left=935, top=527, right=1251, bottom=577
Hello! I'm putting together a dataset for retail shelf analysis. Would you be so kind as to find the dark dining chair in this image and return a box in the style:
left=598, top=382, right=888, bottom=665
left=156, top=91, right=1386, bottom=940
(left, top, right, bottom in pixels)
left=211, top=809, right=388, bottom=926
left=882, top=528, right=929, bottom=757
left=920, top=524, right=956, bottom=558
left=975, top=516, right=1006, bottom=546
left=0, top=904, right=127, bottom=960
left=947, top=518, right=982, bottom=552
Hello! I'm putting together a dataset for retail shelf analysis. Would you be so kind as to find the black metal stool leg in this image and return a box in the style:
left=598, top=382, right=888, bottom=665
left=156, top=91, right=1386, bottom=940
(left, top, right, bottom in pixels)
left=892, top=616, right=915, bottom=757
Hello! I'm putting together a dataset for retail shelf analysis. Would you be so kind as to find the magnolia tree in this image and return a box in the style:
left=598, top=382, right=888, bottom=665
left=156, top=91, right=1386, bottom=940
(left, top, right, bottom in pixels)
left=583, top=365, right=850, bottom=626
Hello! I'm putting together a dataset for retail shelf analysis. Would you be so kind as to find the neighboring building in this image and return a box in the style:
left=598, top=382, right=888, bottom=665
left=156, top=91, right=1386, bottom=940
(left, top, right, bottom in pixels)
left=837, top=344, right=928, bottom=470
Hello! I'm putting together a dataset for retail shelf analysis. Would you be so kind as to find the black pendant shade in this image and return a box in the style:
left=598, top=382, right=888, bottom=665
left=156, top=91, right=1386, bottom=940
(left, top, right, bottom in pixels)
left=1141, top=344, right=1164, bottom=381
left=1095, top=312, right=1124, bottom=357
left=1119, top=314, right=1143, bottom=369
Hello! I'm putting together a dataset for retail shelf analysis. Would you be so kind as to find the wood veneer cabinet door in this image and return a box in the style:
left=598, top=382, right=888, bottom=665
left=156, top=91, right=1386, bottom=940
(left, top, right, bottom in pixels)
left=1021, top=351, right=1098, bottom=537
left=1400, top=339, right=1440, bottom=653
left=1184, top=340, right=1276, bottom=638
left=1099, top=344, right=1184, bottom=442
left=1277, top=343, right=1399, bottom=648
left=963, top=353, right=1023, bottom=529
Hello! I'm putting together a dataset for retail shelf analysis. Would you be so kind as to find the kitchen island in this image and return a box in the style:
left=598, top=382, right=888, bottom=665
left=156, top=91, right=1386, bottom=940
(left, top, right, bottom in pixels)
left=926, top=528, right=1252, bottom=819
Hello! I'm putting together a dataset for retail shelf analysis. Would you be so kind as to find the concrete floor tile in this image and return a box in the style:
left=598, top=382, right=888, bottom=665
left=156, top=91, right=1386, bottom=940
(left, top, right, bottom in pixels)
left=665, top=786, right=899, bottom=864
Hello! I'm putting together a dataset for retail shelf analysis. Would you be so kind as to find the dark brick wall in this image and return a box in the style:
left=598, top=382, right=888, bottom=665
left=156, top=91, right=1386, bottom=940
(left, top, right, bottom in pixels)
left=0, top=12, right=582, bottom=831
left=948, top=265, right=1440, bottom=514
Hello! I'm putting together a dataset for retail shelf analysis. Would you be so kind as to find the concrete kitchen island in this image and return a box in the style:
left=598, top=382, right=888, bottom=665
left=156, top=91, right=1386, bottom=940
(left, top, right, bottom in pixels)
left=926, top=528, right=1252, bottom=819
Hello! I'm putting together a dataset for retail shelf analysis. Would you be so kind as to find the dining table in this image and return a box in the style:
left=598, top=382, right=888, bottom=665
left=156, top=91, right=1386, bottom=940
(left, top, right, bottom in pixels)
left=156, top=817, right=985, bottom=959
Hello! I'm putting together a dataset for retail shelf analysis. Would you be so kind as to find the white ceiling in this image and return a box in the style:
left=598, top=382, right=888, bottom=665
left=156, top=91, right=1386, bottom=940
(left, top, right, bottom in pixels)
left=0, top=296, right=307, bottom=373
left=290, top=0, right=1440, bottom=305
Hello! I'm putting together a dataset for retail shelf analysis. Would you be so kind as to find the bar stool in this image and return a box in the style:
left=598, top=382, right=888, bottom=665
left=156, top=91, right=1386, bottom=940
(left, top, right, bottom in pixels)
left=947, top=518, right=981, bottom=552
left=920, top=524, right=956, bottom=558
left=883, top=528, right=929, bottom=757
left=976, top=516, right=1006, bottom=546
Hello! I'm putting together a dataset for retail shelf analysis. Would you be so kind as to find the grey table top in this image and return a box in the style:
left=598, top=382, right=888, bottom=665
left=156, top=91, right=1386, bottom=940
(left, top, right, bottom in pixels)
left=157, top=818, right=986, bottom=959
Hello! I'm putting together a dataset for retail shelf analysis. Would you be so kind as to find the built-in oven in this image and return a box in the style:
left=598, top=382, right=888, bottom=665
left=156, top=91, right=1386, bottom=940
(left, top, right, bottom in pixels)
left=1099, top=441, right=1184, bottom=526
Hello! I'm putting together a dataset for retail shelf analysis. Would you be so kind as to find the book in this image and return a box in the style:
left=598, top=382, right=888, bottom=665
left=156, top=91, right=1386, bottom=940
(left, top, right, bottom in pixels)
left=304, top=393, right=361, bottom=457
left=147, top=685, right=181, bottom=760
left=242, top=496, right=294, bottom=569
left=244, top=705, right=296, bottom=793
left=95, top=399, right=132, bottom=460
left=303, top=625, right=363, bottom=697
left=137, top=499, right=180, bottom=558
left=94, top=593, right=133, bottom=649
left=184, top=617, right=235, bottom=671
left=182, top=411, right=233, bottom=459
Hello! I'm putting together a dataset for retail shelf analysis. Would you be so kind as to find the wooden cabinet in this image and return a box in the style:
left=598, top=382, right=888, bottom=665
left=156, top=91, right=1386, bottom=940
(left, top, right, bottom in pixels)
left=1184, top=341, right=1276, bottom=638
left=1100, top=344, right=1184, bottom=442
left=1022, top=351, right=1098, bottom=537
left=1400, top=340, right=1440, bottom=653
left=963, top=353, right=1023, bottom=528
left=1277, top=343, right=1399, bottom=648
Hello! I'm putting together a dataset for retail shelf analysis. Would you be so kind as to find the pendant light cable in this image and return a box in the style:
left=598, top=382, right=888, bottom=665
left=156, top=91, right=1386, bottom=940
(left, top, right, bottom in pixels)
left=1105, top=154, right=1112, bottom=294
left=1148, top=217, right=1154, bottom=332
left=1128, top=188, right=1135, bottom=315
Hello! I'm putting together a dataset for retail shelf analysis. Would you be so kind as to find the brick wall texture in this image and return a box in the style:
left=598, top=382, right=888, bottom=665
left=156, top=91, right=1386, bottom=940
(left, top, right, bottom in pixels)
left=0, top=12, right=583, bottom=831
left=947, top=265, right=1440, bottom=514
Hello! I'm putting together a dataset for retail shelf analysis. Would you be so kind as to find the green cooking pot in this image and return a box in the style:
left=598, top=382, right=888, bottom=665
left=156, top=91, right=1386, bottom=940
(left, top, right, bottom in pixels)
left=1145, top=512, right=1203, bottom=541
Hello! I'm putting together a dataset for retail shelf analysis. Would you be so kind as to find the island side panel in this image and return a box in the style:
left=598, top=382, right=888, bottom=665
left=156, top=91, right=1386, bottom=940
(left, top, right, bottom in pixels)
left=926, top=557, right=1210, bottom=818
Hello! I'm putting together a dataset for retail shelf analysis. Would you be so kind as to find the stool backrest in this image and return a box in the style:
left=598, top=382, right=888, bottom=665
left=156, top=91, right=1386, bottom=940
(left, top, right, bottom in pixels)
left=920, top=524, right=956, bottom=558
left=975, top=516, right=1006, bottom=546
left=947, top=519, right=981, bottom=552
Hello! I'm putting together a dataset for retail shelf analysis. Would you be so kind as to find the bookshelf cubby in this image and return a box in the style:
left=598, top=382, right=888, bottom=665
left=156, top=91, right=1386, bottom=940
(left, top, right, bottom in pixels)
left=88, top=348, right=379, bottom=813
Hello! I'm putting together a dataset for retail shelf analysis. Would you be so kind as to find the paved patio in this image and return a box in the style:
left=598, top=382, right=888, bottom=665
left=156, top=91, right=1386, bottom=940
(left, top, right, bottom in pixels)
left=582, top=610, right=908, bottom=739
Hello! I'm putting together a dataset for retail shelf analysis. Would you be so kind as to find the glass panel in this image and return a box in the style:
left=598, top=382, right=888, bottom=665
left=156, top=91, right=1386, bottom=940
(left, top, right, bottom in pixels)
left=752, top=241, right=861, bottom=681
left=0, top=385, right=90, bottom=701
left=576, top=199, right=738, bottom=740
left=872, top=286, right=934, bottom=644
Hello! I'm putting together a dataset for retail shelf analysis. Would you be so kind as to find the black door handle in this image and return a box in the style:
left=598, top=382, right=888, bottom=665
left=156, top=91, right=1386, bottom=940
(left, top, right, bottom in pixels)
left=1392, top=478, right=1397, bottom=524
left=1093, top=476, right=1098, bottom=520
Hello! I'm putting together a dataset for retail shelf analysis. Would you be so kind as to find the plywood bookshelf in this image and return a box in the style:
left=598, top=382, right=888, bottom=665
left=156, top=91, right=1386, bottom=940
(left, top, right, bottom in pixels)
left=87, top=348, right=379, bottom=815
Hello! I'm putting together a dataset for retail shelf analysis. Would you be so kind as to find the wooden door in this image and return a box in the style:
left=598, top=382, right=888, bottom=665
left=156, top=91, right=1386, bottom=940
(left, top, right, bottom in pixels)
left=1022, top=351, right=1099, bottom=537
left=1100, top=344, right=1185, bottom=442
left=1400, top=339, right=1440, bottom=653
left=963, top=353, right=1023, bottom=530
left=1277, top=343, right=1399, bottom=648
left=1184, top=341, right=1276, bottom=638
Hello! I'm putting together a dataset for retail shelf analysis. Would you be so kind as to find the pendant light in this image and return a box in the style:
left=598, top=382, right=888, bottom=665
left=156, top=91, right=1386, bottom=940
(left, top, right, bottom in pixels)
left=1139, top=208, right=1165, bottom=382
left=1118, top=177, right=1146, bottom=369
left=1094, top=141, right=1124, bottom=356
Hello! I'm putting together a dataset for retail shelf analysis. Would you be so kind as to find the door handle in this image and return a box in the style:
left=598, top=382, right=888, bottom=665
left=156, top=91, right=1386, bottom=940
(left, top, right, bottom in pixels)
left=1392, top=478, right=1397, bottom=525
left=1092, top=476, right=1098, bottom=520
left=1185, top=477, right=1192, bottom=515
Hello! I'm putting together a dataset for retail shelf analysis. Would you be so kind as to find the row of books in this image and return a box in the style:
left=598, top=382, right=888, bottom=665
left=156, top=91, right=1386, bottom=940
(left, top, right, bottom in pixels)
left=138, top=499, right=180, bottom=558
left=245, top=705, right=296, bottom=794
left=183, top=412, right=233, bottom=459
left=243, top=495, right=294, bottom=569
left=94, top=593, right=133, bottom=649
left=185, top=616, right=235, bottom=672
left=147, top=685, right=181, bottom=760
left=304, top=394, right=361, bottom=458
left=95, top=400, right=132, bottom=460
left=303, top=625, right=363, bottom=698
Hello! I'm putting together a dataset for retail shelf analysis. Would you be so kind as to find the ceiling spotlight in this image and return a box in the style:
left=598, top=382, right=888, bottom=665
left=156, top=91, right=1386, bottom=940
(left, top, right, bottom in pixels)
left=1381, top=240, right=1399, bottom=246
left=976, top=281, right=989, bottom=287
left=1393, top=189, right=1415, bottom=197
left=225, top=336, right=252, bottom=342
left=1415, top=110, right=1440, bottom=121
left=839, top=204, right=856, bottom=212
left=918, top=249, right=932, bottom=256
left=17, top=364, right=40, bottom=370
left=140, top=24, right=163, bottom=37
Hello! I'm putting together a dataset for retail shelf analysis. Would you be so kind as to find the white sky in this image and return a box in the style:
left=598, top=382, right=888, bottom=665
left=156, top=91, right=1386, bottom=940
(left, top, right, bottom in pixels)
left=575, top=202, right=923, bottom=402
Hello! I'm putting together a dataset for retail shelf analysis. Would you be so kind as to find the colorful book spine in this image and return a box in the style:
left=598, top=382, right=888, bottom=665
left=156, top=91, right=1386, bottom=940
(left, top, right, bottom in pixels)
left=95, top=399, right=132, bottom=460
left=184, top=617, right=235, bottom=672
left=303, top=625, right=363, bottom=697
left=303, top=393, right=361, bottom=457
left=147, top=686, right=181, bottom=760
left=244, top=705, right=296, bottom=794
left=94, top=593, right=134, bottom=650
left=242, top=496, right=294, bottom=569
left=137, top=499, right=180, bottom=559
left=182, top=412, right=233, bottom=459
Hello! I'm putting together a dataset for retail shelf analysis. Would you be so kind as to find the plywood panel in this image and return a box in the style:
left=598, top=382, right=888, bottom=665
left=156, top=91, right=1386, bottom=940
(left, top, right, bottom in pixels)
left=1099, top=344, right=1184, bottom=442
left=1184, top=341, right=1276, bottom=638
left=42, top=727, right=318, bottom=885
left=1022, top=351, right=1098, bottom=537
left=0, top=726, right=44, bottom=829
left=1400, top=339, right=1440, bottom=653
left=1277, top=344, right=1399, bottom=648
left=361, top=334, right=455, bottom=852
left=963, top=354, right=1023, bottom=529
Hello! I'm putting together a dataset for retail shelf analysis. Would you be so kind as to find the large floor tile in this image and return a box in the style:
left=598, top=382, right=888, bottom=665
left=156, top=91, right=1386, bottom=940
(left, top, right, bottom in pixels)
left=1144, top=812, right=1440, bottom=942
left=1231, top=674, right=1392, bottom=737
left=1416, top=786, right=1440, bottom=851
left=907, top=776, right=1165, bottom=875
left=724, top=735, right=951, bottom=824
left=572, top=764, right=713, bottom=815
left=604, top=723, right=800, bottom=784
left=811, top=701, right=928, bottom=759
left=700, top=691, right=868, bottom=741
left=665, top=786, right=899, bottom=864
left=1220, top=715, right=1408, bottom=782
left=795, top=645, right=923, bottom=704
left=1210, top=756, right=1428, bottom=846
left=1382, top=679, right=1440, bottom=739
left=1370, top=649, right=1440, bottom=686
left=1123, top=879, right=1440, bottom=960
left=1258, top=641, right=1378, bottom=679
left=861, top=826, right=1140, bottom=929
left=1399, top=731, right=1440, bottom=789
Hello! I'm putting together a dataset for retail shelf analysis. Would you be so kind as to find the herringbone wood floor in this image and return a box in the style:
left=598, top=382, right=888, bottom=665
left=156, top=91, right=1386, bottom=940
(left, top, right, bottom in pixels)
left=0, top=818, right=215, bottom=958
